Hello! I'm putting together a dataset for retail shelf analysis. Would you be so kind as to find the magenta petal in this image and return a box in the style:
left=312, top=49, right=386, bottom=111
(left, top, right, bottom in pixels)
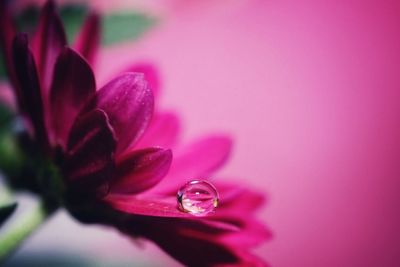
left=32, top=0, right=67, bottom=95
left=123, top=63, right=160, bottom=99
left=214, top=182, right=266, bottom=213
left=64, top=109, right=116, bottom=196
left=104, top=194, right=192, bottom=218
left=105, top=194, right=239, bottom=231
left=12, top=34, right=48, bottom=148
left=146, top=230, right=263, bottom=267
left=217, top=216, right=271, bottom=248
left=110, top=147, right=172, bottom=194
left=135, top=112, right=180, bottom=149
left=74, top=12, right=100, bottom=65
left=124, top=216, right=268, bottom=267
left=208, top=183, right=271, bottom=247
left=150, top=135, right=232, bottom=193
left=105, top=184, right=269, bottom=266
left=105, top=194, right=240, bottom=233
left=87, top=73, right=154, bottom=154
left=49, top=47, right=96, bottom=147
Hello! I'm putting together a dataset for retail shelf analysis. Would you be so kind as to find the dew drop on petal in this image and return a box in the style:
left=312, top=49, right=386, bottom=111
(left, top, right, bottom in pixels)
left=177, top=180, right=219, bottom=216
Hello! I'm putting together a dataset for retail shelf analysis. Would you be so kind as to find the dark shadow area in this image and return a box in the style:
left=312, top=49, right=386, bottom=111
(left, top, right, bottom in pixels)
left=3, top=252, right=94, bottom=267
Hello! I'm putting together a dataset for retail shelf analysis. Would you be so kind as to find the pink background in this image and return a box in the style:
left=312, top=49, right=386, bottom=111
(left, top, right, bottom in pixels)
left=14, top=0, right=400, bottom=266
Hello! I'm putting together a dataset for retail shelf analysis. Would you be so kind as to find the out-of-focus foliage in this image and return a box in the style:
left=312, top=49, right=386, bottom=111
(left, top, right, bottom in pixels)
left=0, top=54, right=5, bottom=79
left=101, top=12, right=155, bottom=46
left=0, top=104, right=24, bottom=188
left=59, top=5, right=88, bottom=43
left=0, top=103, right=13, bottom=134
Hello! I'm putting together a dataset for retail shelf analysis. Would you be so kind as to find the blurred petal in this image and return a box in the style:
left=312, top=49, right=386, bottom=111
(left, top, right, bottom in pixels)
left=208, top=183, right=271, bottom=247
left=215, top=182, right=266, bottom=213
left=32, top=0, right=67, bottom=94
left=124, top=216, right=268, bottom=267
left=215, top=216, right=271, bottom=248
left=49, top=47, right=96, bottom=147
left=144, top=232, right=263, bottom=267
left=110, top=147, right=172, bottom=194
left=64, top=109, right=116, bottom=196
left=12, top=34, right=48, bottom=148
left=74, top=12, right=100, bottom=65
left=135, top=112, right=180, bottom=149
left=86, top=73, right=154, bottom=154
left=151, top=135, right=232, bottom=193
left=0, top=82, right=16, bottom=111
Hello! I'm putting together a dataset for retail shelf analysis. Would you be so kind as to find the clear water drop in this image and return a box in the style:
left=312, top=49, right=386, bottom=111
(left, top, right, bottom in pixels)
left=177, top=180, right=219, bottom=216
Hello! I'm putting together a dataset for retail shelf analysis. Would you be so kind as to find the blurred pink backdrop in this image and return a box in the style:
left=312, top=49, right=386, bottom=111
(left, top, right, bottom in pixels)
left=17, top=0, right=400, bottom=266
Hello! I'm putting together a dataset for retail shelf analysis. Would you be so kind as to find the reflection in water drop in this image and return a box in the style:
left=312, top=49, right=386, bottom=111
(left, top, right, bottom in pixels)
left=177, top=180, right=219, bottom=216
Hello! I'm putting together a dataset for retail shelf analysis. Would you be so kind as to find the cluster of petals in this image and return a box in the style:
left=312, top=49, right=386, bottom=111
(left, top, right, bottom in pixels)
left=0, top=1, right=271, bottom=266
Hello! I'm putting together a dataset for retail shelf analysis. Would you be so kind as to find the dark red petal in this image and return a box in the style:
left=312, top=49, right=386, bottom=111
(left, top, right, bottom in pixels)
left=74, top=12, right=100, bottom=65
left=124, top=216, right=268, bottom=267
left=0, top=1, right=19, bottom=92
left=123, top=63, right=160, bottom=100
left=135, top=112, right=180, bottom=149
left=86, top=73, right=154, bottom=154
left=149, top=135, right=232, bottom=194
left=145, top=231, right=263, bottom=267
left=110, top=147, right=172, bottom=194
left=64, top=109, right=116, bottom=197
left=49, top=47, right=96, bottom=147
left=32, top=0, right=67, bottom=95
left=12, top=34, right=48, bottom=148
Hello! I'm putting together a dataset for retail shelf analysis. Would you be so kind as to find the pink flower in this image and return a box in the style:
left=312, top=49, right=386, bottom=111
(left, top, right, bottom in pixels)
left=1, top=1, right=169, bottom=201
left=1, top=1, right=270, bottom=266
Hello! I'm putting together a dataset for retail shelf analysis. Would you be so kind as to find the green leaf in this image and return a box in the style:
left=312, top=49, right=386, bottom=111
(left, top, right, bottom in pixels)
left=102, top=12, right=156, bottom=46
left=0, top=203, right=17, bottom=227
left=0, top=102, right=14, bottom=130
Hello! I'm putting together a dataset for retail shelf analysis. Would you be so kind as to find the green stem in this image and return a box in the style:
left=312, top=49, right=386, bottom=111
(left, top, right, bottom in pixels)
left=0, top=200, right=53, bottom=263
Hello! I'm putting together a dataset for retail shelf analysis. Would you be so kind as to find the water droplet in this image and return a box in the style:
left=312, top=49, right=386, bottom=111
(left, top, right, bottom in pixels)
left=177, top=180, right=219, bottom=216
